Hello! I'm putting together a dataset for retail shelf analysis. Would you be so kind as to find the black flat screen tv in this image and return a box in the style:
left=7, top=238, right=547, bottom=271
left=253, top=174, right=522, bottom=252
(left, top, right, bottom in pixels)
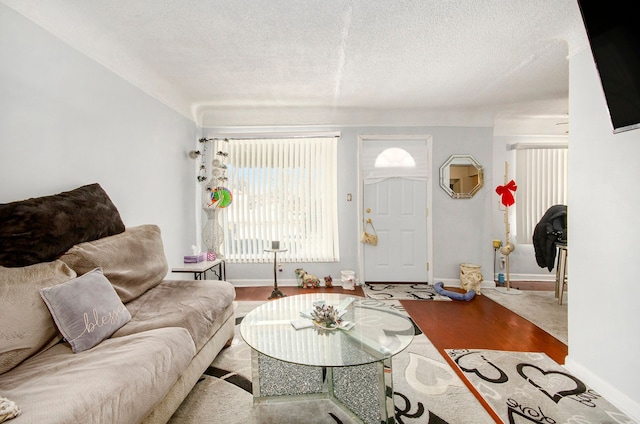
left=578, top=1, right=640, bottom=133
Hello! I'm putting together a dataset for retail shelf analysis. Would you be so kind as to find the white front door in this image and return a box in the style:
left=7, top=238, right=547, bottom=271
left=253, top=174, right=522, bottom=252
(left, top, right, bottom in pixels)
left=360, top=136, right=431, bottom=283
left=363, top=178, right=428, bottom=282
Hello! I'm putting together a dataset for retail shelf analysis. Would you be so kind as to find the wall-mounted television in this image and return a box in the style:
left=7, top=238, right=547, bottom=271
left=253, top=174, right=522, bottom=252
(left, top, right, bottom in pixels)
left=578, top=1, right=640, bottom=133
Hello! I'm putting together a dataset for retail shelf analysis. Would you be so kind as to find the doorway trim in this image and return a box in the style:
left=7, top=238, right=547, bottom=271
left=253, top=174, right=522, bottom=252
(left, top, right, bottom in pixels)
left=357, top=134, right=433, bottom=284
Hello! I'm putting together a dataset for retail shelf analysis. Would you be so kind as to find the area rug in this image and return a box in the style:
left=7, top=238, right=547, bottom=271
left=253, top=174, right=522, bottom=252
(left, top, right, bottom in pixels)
left=362, top=283, right=452, bottom=301
left=445, top=349, right=635, bottom=424
left=483, top=289, right=567, bottom=344
left=168, top=300, right=492, bottom=424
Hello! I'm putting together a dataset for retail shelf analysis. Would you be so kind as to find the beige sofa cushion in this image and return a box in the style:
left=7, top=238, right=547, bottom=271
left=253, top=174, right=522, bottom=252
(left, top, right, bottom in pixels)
left=0, top=327, right=195, bottom=424
left=60, top=225, right=168, bottom=303
left=0, top=261, right=76, bottom=374
left=114, top=279, right=235, bottom=352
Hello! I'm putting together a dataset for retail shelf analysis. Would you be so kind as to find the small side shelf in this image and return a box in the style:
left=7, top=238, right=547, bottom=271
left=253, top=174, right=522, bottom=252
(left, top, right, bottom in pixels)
left=172, top=259, right=226, bottom=281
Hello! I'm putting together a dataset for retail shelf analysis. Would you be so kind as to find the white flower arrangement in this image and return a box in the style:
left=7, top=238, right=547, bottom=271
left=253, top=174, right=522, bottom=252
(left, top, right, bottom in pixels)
left=310, top=303, right=341, bottom=328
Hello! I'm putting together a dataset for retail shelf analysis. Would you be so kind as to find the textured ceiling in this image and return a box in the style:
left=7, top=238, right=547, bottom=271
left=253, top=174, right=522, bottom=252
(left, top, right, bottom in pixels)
left=1, top=1, right=589, bottom=130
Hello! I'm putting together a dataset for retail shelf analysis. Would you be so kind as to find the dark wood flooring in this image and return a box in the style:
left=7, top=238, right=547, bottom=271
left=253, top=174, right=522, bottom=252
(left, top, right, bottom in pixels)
left=234, top=285, right=366, bottom=300
left=234, top=283, right=567, bottom=424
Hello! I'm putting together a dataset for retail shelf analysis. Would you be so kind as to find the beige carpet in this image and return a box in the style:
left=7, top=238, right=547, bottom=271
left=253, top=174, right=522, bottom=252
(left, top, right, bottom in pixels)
left=483, top=288, right=567, bottom=345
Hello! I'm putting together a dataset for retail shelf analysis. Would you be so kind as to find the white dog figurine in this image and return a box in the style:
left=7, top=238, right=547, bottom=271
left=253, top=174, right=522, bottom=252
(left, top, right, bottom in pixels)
left=295, top=268, right=321, bottom=288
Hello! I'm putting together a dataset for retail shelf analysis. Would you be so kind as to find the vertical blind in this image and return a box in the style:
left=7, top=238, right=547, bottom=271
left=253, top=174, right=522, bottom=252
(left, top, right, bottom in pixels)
left=220, top=137, right=339, bottom=263
left=515, top=147, right=568, bottom=244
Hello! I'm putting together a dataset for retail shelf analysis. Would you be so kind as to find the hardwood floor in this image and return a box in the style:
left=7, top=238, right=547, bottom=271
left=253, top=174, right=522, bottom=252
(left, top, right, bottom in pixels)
left=234, top=285, right=366, bottom=300
left=234, top=284, right=567, bottom=424
left=234, top=285, right=566, bottom=360
left=402, top=287, right=567, bottom=423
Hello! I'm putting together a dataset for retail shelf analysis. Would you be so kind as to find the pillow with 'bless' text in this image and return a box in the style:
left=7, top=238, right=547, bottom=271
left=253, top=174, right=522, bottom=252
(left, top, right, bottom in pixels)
left=40, top=268, right=131, bottom=353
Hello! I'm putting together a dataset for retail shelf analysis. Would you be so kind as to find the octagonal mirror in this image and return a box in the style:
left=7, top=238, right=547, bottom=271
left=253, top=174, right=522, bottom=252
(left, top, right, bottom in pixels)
left=439, top=155, right=484, bottom=198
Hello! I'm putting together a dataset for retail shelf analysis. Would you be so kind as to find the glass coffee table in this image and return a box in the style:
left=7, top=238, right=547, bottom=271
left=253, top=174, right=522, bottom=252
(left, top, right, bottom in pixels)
left=240, top=294, right=415, bottom=424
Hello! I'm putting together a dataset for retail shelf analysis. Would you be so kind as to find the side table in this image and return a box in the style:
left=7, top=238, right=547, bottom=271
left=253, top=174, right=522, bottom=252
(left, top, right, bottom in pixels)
left=264, top=248, right=287, bottom=299
left=171, top=259, right=226, bottom=281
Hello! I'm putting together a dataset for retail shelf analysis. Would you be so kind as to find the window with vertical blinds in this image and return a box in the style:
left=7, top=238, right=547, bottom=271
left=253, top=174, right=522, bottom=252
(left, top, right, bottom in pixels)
left=220, top=136, right=339, bottom=263
left=515, top=147, right=568, bottom=244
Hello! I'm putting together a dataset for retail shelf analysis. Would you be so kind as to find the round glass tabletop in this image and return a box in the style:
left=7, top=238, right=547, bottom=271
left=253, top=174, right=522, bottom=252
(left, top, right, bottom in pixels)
left=240, top=294, right=415, bottom=367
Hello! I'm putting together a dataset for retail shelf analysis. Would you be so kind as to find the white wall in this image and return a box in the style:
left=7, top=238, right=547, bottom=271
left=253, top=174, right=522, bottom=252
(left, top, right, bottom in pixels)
left=202, top=125, right=495, bottom=286
left=0, top=5, right=199, bottom=268
left=0, top=2, right=559, bottom=287
left=565, top=48, right=640, bottom=419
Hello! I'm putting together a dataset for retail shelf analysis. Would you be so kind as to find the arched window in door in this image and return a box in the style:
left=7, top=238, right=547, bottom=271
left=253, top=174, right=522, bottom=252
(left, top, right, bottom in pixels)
left=363, top=143, right=427, bottom=184
left=374, top=147, right=416, bottom=168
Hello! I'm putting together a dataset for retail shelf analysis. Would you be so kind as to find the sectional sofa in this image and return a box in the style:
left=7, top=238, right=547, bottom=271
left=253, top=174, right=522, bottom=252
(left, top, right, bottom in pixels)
left=0, top=184, right=236, bottom=423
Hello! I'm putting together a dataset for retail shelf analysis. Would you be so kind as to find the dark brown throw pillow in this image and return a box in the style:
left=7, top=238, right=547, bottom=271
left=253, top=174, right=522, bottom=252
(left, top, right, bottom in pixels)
left=0, top=184, right=125, bottom=267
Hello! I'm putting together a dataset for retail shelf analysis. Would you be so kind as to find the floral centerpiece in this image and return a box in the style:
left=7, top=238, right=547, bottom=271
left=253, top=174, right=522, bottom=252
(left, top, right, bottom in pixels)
left=310, top=302, right=341, bottom=329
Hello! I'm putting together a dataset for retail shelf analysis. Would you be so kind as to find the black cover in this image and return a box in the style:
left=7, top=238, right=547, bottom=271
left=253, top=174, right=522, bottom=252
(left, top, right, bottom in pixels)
left=0, top=183, right=125, bottom=267
left=532, top=205, right=567, bottom=272
left=578, top=1, right=640, bottom=133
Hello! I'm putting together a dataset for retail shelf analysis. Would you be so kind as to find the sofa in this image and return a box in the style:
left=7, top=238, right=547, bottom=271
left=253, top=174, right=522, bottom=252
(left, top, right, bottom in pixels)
left=0, top=184, right=236, bottom=423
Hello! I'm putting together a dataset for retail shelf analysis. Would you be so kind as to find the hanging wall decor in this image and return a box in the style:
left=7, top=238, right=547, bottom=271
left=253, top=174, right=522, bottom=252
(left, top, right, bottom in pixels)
left=210, top=187, right=232, bottom=208
left=195, top=137, right=210, bottom=183
left=200, top=138, right=231, bottom=259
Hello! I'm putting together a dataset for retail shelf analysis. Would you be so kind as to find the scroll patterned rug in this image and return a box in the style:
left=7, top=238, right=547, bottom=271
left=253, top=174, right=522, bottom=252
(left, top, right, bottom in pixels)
left=362, top=283, right=452, bottom=301
left=168, top=300, right=492, bottom=424
left=445, top=349, right=635, bottom=424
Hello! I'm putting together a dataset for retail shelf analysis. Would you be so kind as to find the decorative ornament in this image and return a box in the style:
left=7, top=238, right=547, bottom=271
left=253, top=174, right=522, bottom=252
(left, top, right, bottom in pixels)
left=324, top=275, right=333, bottom=288
left=310, top=302, right=341, bottom=329
left=499, top=241, right=515, bottom=256
left=196, top=138, right=210, bottom=183
left=196, top=138, right=230, bottom=183
left=495, top=162, right=521, bottom=295
left=495, top=180, right=518, bottom=207
left=201, top=138, right=231, bottom=259
left=210, top=187, right=232, bottom=208
left=204, top=141, right=232, bottom=209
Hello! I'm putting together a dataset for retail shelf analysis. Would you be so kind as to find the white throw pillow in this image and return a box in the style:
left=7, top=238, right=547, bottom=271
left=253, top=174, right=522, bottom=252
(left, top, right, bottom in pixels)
left=40, top=268, right=131, bottom=353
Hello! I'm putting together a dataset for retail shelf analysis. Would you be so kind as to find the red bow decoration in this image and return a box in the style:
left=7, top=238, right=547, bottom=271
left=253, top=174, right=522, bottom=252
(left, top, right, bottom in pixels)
left=496, top=180, right=517, bottom=207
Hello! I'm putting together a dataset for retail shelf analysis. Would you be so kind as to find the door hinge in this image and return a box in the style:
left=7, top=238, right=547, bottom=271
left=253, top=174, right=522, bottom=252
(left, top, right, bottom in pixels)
left=426, top=262, right=430, bottom=271
left=425, top=207, right=429, bottom=217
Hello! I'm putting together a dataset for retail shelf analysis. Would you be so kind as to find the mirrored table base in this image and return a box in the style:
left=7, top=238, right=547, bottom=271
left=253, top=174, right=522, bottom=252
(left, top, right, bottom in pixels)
left=251, top=351, right=395, bottom=424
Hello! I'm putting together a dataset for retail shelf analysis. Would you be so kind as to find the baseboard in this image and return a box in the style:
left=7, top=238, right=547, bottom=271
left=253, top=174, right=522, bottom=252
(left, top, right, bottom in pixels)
left=564, top=356, right=640, bottom=422
left=231, top=276, right=553, bottom=287
left=233, top=279, right=498, bottom=289
left=489, top=273, right=557, bottom=282
left=231, top=278, right=358, bottom=287
left=231, top=278, right=298, bottom=287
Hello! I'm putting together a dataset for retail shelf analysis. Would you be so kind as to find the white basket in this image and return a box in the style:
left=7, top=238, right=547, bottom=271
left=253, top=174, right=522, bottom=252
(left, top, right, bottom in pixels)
left=341, top=270, right=356, bottom=290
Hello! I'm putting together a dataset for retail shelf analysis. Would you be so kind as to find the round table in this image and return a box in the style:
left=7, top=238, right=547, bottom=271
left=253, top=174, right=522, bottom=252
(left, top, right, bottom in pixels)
left=240, top=294, right=414, bottom=424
